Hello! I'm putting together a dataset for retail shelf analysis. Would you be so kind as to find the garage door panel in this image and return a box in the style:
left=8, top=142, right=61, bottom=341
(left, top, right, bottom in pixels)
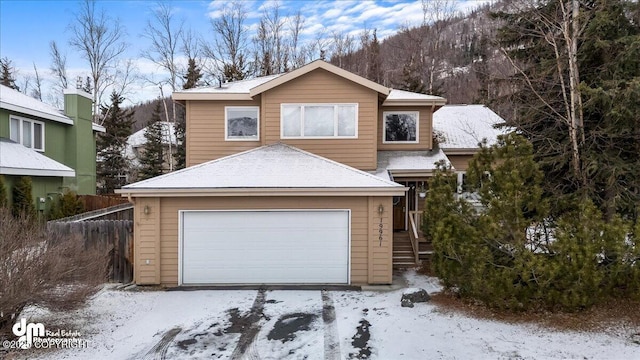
left=181, top=210, right=350, bottom=285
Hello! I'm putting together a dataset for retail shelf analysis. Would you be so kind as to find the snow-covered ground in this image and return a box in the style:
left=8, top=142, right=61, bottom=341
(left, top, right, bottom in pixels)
left=8, top=271, right=639, bottom=359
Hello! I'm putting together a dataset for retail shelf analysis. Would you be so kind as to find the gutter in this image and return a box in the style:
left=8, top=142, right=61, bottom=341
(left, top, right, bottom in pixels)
left=115, top=186, right=409, bottom=198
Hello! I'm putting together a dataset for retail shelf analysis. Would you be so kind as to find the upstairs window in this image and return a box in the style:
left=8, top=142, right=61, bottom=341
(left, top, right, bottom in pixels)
left=383, top=111, right=418, bottom=143
left=225, top=106, right=259, bottom=141
left=10, top=116, right=44, bottom=151
left=281, top=104, right=358, bottom=138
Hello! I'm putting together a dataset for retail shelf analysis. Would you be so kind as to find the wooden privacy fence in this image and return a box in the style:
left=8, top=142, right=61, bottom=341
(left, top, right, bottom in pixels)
left=79, top=194, right=129, bottom=212
left=48, top=204, right=134, bottom=283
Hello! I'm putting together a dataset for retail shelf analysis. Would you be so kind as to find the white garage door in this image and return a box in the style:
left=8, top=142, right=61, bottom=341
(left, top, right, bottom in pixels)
left=180, top=210, right=350, bottom=285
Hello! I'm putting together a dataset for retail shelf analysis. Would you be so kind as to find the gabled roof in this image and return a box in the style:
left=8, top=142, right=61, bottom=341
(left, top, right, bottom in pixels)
left=249, top=60, right=390, bottom=97
left=119, top=143, right=406, bottom=197
left=172, top=60, right=446, bottom=105
left=433, top=105, right=510, bottom=153
left=0, top=138, right=75, bottom=177
left=0, top=84, right=73, bottom=125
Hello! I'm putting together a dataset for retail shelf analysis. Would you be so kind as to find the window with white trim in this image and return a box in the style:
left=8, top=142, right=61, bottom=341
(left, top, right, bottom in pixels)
left=10, top=116, right=44, bottom=151
left=281, top=103, right=358, bottom=138
left=225, top=106, right=259, bottom=141
left=383, top=111, right=419, bottom=143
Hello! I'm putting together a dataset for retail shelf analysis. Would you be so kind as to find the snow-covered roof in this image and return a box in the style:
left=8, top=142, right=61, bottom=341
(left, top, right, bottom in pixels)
left=127, top=122, right=177, bottom=148
left=0, top=84, right=73, bottom=125
left=383, top=89, right=446, bottom=105
left=173, top=60, right=445, bottom=105
left=175, top=74, right=283, bottom=96
left=121, top=143, right=405, bottom=193
left=0, top=138, right=75, bottom=177
left=433, top=105, right=509, bottom=151
left=376, top=149, right=453, bottom=177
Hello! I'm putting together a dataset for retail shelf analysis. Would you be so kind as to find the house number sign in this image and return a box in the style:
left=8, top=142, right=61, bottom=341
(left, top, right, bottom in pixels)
left=379, top=218, right=384, bottom=246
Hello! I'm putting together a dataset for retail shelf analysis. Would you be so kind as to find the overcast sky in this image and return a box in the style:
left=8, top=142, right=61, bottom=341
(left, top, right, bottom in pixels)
left=0, top=0, right=490, bottom=106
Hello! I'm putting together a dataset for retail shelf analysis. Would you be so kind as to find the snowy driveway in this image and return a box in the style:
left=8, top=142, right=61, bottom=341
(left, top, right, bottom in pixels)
left=19, top=271, right=640, bottom=359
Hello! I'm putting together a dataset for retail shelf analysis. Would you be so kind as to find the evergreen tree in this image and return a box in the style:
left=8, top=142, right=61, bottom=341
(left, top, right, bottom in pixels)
left=138, top=102, right=165, bottom=180
left=96, top=91, right=135, bottom=194
left=0, top=57, right=19, bottom=91
left=12, top=176, right=35, bottom=218
left=0, top=175, right=8, bottom=208
left=425, top=134, right=638, bottom=310
left=174, top=114, right=187, bottom=170
left=49, top=190, right=85, bottom=220
left=577, top=0, right=640, bottom=220
left=493, top=0, right=640, bottom=220
left=182, top=57, right=203, bottom=89
left=400, top=56, right=427, bottom=94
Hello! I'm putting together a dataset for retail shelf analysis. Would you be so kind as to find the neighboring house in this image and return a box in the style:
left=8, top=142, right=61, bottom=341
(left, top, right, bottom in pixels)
left=117, top=60, right=506, bottom=287
left=433, top=104, right=508, bottom=191
left=125, top=121, right=177, bottom=174
left=0, top=84, right=105, bottom=215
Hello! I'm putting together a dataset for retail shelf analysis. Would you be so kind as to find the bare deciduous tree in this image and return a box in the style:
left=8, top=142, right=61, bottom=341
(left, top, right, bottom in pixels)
left=49, top=40, right=68, bottom=96
left=204, top=0, right=251, bottom=81
left=421, top=0, right=458, bottom=94
left=31, top=63, right=43, bottom=101
left=68, top=0, right=127, bottom=122
left=141, top=1, right=184, bottom=124
left=498, top=0, right=586, bottom=184
left=288, top=10, right=306, bottom=69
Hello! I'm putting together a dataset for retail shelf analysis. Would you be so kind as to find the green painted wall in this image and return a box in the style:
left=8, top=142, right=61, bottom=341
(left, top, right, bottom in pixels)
left=2, top=175, right=63, bottom=217
left=0, top=89, right=97, bottom=202
left=62, top=90, right=97, bottom=194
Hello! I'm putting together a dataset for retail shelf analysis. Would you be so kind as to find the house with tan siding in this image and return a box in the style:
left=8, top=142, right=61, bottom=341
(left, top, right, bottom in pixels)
left=116, top=60, right=506, bottom=287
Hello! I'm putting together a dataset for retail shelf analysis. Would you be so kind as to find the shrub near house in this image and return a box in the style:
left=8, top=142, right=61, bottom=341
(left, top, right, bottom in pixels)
left=424, top=133, right=640, bottom=310
left=0, top=208, right=108, bottom=335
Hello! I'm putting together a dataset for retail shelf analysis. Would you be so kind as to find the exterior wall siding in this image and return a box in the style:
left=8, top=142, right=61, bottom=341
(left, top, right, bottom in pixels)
left=262, top=69, right=379, bottom=170
left=377, top=106, right=433, bottom=151
left=0, top=90, right=97, bottom=196
left=134, top=197, right=161, bottom=285
left=186, top=99, right=261, bottom=167
left=132, top=195, right=393, bottom=286
left=184, top=69, right=379, bottom=170
left=447, top=154, right=475, bottom=171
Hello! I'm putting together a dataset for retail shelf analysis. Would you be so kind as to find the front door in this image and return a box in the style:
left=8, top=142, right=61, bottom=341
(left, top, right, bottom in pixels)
left=393, top=195, right=405, bottom=231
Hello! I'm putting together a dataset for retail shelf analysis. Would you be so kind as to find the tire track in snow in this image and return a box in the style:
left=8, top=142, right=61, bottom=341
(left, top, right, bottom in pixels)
left=140, top=326, right=181, bottom=360
left=322, top=290, right=341, bottom=360
left=230, top=288, right=266, bottom=360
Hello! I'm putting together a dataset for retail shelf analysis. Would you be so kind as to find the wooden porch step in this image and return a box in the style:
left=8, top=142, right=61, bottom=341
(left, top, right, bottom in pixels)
left=393, top=230, right=421, bottom=268
left=393, top=262, right=419, bottom=268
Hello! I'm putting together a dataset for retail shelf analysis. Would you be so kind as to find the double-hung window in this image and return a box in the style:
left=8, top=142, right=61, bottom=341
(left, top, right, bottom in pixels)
left=383, top=111, right=419, bottom=143
left=225, top=106, right=260, bottom=141
left=281, top=103, right=358, bottom=138
left=10, top=116, right=44, bottom=151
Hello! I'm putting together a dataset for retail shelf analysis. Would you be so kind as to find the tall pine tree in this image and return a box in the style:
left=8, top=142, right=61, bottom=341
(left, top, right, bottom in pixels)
left=12, top=176, right=36, bottom=218
left=138, top=101, right=165, bottom=180
left=97, top=91, right=135, bottom=194
left=494, top=0, right=640, bottom=220
left=0, top=57, right=19, bottom=91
